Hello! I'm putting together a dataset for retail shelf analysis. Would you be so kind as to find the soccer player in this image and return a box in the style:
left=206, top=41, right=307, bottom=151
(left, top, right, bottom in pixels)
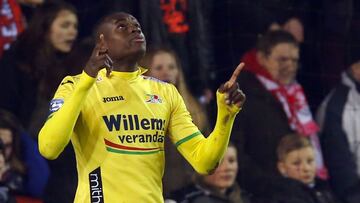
left=38, top=12, right=245, bottom=203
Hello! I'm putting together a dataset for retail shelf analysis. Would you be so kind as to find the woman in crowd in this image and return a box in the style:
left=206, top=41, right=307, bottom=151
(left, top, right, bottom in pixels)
left=140, top=47, right=210, bottom=196
left=0, top=112, right=25, bottom=198
left=0, top=140, right=22, bottom=203
left=141, top=46, right=209, bottom=132
left=167, top=143, right=252, bottom=203
left=0, top=109, right=49, bottom=199
left=0, top=0, right=78, bottom=138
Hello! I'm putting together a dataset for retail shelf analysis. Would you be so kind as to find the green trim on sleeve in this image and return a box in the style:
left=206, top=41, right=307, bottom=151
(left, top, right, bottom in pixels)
left=175, top=131, right=202, bottom=147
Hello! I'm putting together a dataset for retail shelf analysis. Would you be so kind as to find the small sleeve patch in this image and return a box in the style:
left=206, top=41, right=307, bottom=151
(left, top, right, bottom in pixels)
left=49, top=99, right=64, bottom=114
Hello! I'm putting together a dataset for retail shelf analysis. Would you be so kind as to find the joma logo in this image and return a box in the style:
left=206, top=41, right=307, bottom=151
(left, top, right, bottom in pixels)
left=103, top=96, right=124, bottom=103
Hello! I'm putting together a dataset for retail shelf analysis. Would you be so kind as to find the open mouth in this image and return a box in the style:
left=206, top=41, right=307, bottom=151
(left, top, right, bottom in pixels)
left=64, top=39, right=75, bottom=46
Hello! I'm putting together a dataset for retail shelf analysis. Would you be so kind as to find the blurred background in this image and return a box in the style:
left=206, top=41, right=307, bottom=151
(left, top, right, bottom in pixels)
left=2, top=0, right=360, bottom=203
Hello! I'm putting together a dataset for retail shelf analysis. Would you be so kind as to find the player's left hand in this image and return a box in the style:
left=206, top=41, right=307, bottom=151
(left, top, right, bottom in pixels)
left=218, top=62, right=246, bottom=108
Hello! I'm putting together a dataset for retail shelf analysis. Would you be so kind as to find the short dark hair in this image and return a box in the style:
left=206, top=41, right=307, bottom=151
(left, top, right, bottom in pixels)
left=256, top=30, right=298, bottom=57
left=93, top=12, right=132, bottom=40
left=277, top=134, right=312, bottom=161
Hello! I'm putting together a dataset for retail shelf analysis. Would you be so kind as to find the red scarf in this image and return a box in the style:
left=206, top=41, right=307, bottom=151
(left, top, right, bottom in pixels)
left=242, top=49, right=328, bottom=179
left=242, top=49, right=319, bottom=136
left=0, top=0, right=25, bottom=57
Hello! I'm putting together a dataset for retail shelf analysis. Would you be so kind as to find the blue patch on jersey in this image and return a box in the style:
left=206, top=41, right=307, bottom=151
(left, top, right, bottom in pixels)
left=49, top=99, right=64, bottom=114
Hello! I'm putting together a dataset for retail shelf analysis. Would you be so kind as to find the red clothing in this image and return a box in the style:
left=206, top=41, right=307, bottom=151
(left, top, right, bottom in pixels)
left=241, top=48, right=328, bottom=179
left=0, top=0, right=25, bottom=57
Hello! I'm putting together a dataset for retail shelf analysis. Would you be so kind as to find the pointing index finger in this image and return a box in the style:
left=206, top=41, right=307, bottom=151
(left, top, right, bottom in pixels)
left=226, top=62, right=245, bottom=88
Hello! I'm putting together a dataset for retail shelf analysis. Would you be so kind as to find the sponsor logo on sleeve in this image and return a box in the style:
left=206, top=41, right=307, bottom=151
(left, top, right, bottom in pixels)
left=49, top=99, right=64, bottom=114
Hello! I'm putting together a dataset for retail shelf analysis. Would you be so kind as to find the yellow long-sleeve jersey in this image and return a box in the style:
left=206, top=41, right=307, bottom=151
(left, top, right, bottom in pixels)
left=39, top=67, right=240, bottom=203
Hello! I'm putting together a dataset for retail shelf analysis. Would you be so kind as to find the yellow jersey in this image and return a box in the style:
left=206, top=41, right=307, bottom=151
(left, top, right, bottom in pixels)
left=39, top=67, right=240, bottom=203
left=50, top=68, right=199, bottom=203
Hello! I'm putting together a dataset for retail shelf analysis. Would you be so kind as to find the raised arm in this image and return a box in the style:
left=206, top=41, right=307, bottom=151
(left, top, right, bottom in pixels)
left=39, top=34, right=112, bottom=159
left=175, top=63, right=246, bottom=174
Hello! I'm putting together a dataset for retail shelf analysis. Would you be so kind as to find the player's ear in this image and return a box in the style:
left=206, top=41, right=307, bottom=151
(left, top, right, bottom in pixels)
left=98, top=34, right=109, bottom=51
left=277, top=161, right=287, bottom=177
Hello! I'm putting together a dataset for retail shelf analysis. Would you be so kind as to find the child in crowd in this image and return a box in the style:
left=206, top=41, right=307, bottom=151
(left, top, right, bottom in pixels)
left=275, top=134, right=340, bottom=203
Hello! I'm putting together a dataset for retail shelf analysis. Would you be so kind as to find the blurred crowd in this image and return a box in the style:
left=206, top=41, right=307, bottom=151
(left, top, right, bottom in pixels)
left=1, top=0, right=360, bottom=203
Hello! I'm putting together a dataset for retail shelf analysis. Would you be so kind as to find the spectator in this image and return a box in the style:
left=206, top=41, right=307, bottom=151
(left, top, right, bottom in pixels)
left=0, top=109, right=49, bottom=198
left=43, top=38, right=94, bottom=203
left=0, top=0, right=78, bottom=138
left=0, top=0, right=26, bottom=58
left=140, top=46, right=210, bottom=133
left=266, top=17, right=304, bottom=44
left=274, top=134, right=339, bottom=203
left=0, top=0, right=44, bottom=58
left=0, top=140, right=21, bottom=203
left=0, top=113, right=25, bottom=195
left=140, top=46, right=210, bottom=196
left=317, top=53, right=360, bottom=203
left=166, top=143, right=252, bottom=203
left=231, top=30, right=326, bottom=198
left=241, top=17, right=323, bottom=112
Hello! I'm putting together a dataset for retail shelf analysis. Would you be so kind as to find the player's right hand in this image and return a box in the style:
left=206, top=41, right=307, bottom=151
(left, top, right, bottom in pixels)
left=84, top=34, right=113, bottom=78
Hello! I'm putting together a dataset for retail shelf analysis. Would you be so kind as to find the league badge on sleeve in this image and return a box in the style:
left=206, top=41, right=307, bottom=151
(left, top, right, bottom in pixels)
left=49, top=99, right=64, bottom=114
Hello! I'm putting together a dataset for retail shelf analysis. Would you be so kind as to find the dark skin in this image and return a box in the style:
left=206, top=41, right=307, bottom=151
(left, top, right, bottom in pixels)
left=85, top=12, right=146, bottom=77
left=84, top=12, right=245, bottom=108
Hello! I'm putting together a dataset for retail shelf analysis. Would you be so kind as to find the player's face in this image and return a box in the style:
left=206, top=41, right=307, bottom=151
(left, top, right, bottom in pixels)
left=49, top=9, right=78, bottom=53
left=0, top=129, right=13, bottom=161
left=149, top=52, right=179, bottom=84
left=278, top=147, right=316, bottom=185
left=260, top=43, right=299, bottom=85
left=104, top=13, right=146, bottom=61
left=203, top=146, right=238, bottom=191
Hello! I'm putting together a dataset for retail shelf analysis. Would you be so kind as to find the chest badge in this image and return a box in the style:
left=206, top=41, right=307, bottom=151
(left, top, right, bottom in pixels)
left=146, top=94, right=162, bottom=104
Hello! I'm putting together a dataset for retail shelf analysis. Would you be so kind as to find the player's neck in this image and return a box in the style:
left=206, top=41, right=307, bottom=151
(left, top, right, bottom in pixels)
left=112, top=60, right=138, bottom=72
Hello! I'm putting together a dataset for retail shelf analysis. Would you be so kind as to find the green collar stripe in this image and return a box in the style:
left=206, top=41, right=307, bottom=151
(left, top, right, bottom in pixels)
left=106, top=147, right=161, bottom=155
left=175, top=131, right=201, bottom=147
